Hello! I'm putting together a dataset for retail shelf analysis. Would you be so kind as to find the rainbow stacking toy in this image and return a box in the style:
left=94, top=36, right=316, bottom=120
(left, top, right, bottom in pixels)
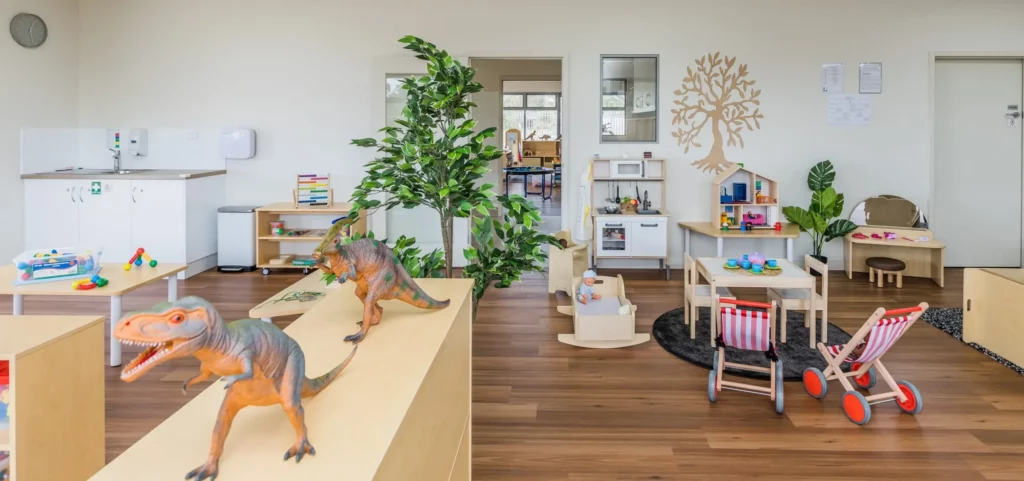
left=123, top=248, right=158, bottom=270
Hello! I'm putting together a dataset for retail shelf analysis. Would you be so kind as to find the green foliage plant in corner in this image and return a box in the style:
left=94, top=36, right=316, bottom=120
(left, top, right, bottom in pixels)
left=782, top=160, right=858, bottom=263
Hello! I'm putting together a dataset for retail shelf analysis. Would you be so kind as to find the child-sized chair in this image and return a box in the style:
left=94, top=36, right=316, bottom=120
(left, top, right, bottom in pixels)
left=708, top=297, right=783, bottom=414
left=548, top=230, right=590, bottom=295
left=767, top=254, right=828, bottom=343
left=683, top=253, right=734, bottom=340
left=803, top=303, right=928, bottom=425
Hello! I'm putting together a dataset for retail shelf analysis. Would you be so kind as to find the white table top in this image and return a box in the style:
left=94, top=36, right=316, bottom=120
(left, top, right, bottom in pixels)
left=695, top=257, right=814, bottom=288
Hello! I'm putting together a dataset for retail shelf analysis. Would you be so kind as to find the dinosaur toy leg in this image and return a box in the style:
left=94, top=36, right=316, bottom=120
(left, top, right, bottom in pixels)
left=187, top=389, right=246, bottom=481
left=345, top=295, right=380, bottom=343
left=280, top=352, right=316, bottom=462
left=182, top=369, right=213, bottom=395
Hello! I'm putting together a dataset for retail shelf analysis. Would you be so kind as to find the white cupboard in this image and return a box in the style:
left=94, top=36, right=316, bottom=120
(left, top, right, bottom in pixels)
left=593, top=215, right=670, bottom=278
left=24, top=175, right=224, bottom=278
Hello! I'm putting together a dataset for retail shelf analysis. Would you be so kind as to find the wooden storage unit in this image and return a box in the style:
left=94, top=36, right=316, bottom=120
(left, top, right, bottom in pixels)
left=0, top=315, right=105, bottom=481
left=963, top=268, right=1024, bottom=368
left=590, top=158, right=669, bottom=279
left=255, top=202, right=366, bottom=275
left=91, top=279, right=473, bottom=481
left=520, top=140, right=560, bottom=168
left=710, top=164, right=780, bottom=230
left=844, top=226, right=945, bottom=287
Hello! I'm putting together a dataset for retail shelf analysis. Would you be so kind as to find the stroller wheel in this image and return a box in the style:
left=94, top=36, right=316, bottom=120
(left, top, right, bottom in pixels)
left=896, top=381, right=923, bottom=414
left=803, top=367, right=828, bottom=399
left=775, top=361, right=784, bottom=414
left=842, top=391, right=872, bottom=425
left=707, top=370, right=718, bottom=403
left=851, top=362, right=877, bottom=389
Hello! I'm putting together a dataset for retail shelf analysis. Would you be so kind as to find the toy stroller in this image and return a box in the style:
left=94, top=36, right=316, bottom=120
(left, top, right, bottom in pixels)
left=803, top=303, right=928, bottom=425
left=708, top=297, right=783, bottom=414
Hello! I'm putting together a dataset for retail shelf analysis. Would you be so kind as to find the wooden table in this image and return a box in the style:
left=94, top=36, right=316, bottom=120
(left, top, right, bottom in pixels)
left=844, top=226, right=945, bottom=287
left=249, top=272, right=333, bottom=321
left=0, top=263, right=187, bottom=366
left=91, top=278, right=473, bottom=481
left=0, top=315, right=105, bottom=481
left=680, top=222, right=801, bottom=262
left=695, top=257, right=819, bottom=348
left=503, top=167, right=555, bottom=200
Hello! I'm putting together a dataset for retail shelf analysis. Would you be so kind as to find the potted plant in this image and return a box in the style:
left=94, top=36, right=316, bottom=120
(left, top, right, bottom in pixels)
left=782, top=160, right=857, bottom=264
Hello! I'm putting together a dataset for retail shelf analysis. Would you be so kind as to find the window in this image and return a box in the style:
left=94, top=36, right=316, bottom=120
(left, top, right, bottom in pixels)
left=601, top=55, right=658, bottom=143
left=602, top=79, right=626, bottom=136
left=502, top=93, right=560, bottom=140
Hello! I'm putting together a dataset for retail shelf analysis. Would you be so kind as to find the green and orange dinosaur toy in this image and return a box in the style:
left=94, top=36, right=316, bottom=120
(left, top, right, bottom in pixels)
left=313, top=237, right=450, bottom=344
left=114, top=296, right=356, bottom=481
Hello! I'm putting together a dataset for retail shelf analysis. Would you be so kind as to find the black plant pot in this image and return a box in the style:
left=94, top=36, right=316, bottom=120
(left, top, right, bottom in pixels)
left=811, top=255, right=827, bottom=276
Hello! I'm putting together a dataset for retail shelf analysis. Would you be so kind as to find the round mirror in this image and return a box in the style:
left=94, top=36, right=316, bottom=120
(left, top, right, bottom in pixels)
left=849, top=195, right=928, bottom=228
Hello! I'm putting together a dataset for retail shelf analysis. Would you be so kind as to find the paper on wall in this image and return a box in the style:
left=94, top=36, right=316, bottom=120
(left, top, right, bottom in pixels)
left=827, top=94, right=872, bottom=126
left=859, top=62, right=883, bottom=94
left=821, top=63, right=844, bottom=93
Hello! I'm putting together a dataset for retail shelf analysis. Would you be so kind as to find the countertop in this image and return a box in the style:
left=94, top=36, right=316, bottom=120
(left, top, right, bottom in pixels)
left=21, top=169, right=227, bottom=180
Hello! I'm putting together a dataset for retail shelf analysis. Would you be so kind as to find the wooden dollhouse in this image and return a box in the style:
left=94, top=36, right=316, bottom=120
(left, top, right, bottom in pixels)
left=711, top=164, right=780, bottom=231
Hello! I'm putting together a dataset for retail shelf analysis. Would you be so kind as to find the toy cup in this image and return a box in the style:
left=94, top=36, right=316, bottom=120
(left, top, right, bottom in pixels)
left=727, top=259, right=738, bottom=267
left=742, top=254, right=749, bottom=261
left=766, top=259, right=777, bottom=268
left=751, top=264, right=763, bottom=273
left=741, top=260, right=752, bottom=270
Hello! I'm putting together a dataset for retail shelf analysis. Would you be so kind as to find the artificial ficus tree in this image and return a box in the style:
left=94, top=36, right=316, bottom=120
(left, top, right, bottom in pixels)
left=347, top=36, right=503, bottom=278
left=672, top=52, right=764, bottom=174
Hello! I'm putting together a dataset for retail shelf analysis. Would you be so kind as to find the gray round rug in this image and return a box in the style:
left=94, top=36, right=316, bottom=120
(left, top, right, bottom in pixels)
left=652, top=307, right=853, bottom=381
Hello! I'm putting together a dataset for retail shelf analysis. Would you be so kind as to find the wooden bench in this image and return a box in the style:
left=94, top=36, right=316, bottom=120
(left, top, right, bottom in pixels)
left=91, top=279, right=473, bottom=481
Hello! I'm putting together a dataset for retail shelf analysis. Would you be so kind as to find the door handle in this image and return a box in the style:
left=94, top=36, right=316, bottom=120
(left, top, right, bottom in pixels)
left=1007, top=112, right=1022, bottom=119
left=605, top=223, right=623, bottom=227
left=70, top=186, right=76, bottom=203
left=640, top=223, right=659, bottom=227
left=78, top=185, right=85, bottom=203
left=131, top=186, right=137, bottom=203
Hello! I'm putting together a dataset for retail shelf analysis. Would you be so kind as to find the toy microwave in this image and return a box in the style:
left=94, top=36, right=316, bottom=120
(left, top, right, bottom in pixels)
left=610, top=159, right=646, bottom=179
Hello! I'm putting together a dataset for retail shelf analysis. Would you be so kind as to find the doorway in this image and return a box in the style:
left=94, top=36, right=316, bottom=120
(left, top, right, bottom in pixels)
left=933, top=58, right=1024, bottom=267
left=469, top=58, right=563, bottom=235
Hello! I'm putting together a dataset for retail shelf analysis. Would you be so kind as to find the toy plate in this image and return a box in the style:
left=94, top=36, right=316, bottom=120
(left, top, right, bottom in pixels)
left=723, top=264, right=742, bottom=270
left=764, top=265, right=782, bottom=271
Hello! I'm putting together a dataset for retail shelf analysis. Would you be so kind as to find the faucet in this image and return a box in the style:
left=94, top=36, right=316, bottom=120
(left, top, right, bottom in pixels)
left=109, top=148, right=121, bottom=172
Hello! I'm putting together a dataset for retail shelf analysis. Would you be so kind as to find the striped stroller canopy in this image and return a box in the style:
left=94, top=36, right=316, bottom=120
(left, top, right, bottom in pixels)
left=720, top=307, right=772, bottom=352
left=827, top=315, right=913, bottom=363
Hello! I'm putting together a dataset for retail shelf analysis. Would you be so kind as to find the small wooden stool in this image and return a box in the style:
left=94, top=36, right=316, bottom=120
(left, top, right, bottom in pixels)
left=866, top=257, right=906, bottom=288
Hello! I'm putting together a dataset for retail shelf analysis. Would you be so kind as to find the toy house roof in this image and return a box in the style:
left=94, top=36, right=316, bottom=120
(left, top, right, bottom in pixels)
left=711, top=163, right=777, bottom=184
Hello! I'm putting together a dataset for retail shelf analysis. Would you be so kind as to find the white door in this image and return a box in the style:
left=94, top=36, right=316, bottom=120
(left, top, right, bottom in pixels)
left=77, top=179, right=133, bottom=261
left=629, top=218, right=667, bottom=257
left=24, top=179, right=80, bottom=249
left=130, top=180, right=186, bottom=263
left=934, top=59, right=1023, bottom=267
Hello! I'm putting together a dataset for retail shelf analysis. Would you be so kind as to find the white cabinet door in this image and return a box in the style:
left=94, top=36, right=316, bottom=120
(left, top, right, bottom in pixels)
left=630, top=218, right=667, bottom=257
left=24, top=179, right=80, bottom=250
left=130, top=180, right=186, bottom=263
left=77, top=179, right=132, bottom=261
left=596, top=218, right=630, bottom=256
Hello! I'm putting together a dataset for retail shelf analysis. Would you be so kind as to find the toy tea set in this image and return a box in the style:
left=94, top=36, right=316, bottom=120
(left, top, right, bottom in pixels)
left=724, top=252, right=782, bottom=276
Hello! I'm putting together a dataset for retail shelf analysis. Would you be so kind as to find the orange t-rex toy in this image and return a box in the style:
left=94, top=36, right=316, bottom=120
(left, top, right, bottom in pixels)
left=313, top=237, right=450, bottom=343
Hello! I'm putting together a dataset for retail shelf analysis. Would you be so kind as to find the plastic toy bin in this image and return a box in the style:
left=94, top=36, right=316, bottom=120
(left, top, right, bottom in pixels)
left=13, top=248, right=101, bottom=285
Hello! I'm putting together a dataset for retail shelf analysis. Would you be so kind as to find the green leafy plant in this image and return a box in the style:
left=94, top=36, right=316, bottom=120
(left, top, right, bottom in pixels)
left=782, top=160, right=858, bottom=259
left=348, top=36, right=501, bottom=278
left=321, top=233, right=444, bottom=285
left=462, top=195, right=560, bottom=315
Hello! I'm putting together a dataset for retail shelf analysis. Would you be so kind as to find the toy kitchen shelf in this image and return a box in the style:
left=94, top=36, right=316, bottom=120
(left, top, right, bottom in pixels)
left=590, top=158, right=670, bottom=280
left=711, top=164, right=780, bottom=231
left=0, top=315, right=106, bottom=481
left=255, top=202, right=367, bottom=275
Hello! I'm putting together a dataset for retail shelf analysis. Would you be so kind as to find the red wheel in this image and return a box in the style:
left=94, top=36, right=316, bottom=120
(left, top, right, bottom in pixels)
left=851, top=362, right=877, bottom=389
left=842, top=391, right=872, bottom=425
left=896, top=381, right=923, bottom=414
left=803, top=367, right=827, bottom=399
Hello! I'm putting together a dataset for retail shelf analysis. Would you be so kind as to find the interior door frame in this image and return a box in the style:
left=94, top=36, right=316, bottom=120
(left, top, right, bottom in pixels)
left=928, top=52, right=1024, bottom=265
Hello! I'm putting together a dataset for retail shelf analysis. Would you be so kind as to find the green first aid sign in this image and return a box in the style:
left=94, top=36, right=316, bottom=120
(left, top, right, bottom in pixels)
left=91, top=181, right=101, bottom=195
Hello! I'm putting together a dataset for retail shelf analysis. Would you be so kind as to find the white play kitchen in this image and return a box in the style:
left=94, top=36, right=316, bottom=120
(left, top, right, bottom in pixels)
left=590, top=158, right=670, bottom=279
left=20, top=129, right=228, bottom=278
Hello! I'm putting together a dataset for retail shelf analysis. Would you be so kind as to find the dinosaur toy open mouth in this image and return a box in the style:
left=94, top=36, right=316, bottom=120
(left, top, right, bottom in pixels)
left=119, top=335, right=200, bottom=380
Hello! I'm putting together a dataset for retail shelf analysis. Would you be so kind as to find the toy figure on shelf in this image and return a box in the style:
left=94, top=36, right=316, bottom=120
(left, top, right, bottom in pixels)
left=720, top=211, right=729, bottom=226
left=114, top=297, right=358, bottom=481
left=313, top=237, right=450, bottom=344
left=576, top=270, right=602, bottom=305
left=743, top=212, right=766, bottom=226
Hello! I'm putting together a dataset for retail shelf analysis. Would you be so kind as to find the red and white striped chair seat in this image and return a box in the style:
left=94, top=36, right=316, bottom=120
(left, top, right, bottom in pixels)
left=825, top=315, right=913, bottom=363
left=720, top=307, right=772, bottom=351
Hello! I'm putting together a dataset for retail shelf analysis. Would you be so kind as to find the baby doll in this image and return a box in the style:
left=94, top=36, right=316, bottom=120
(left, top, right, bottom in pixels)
left=577, top=270, right=602, bottom=304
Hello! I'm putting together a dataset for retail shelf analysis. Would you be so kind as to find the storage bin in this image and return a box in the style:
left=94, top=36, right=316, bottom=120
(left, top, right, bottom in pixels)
left=12, top=248, right=101, bottom=285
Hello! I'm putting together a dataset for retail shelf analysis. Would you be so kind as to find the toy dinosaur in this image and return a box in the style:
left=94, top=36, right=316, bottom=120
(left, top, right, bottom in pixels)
left=313, top=237, right=450, bottom=344
left=114, top=296, right=357, bottom=481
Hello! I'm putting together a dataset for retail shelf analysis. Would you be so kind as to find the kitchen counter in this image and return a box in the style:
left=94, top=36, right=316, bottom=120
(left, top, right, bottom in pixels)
left=21, top=169, right=226, bottom=180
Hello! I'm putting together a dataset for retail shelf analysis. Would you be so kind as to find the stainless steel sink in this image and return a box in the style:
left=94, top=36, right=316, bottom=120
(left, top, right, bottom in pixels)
left=636, top=209, right=662, bottom=215
left=49, top=168, right=157, bottom=175
left=96, top=169, right=157, bottom=175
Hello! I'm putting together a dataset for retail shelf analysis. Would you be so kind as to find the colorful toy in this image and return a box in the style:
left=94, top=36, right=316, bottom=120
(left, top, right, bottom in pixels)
left=748, top=252, right=766, bottom=266
left=774, top=222, right=782, bottom=231
left=576, top=270, right=602, bottom=305
left=13, top=248, right=101, bottom=286
left=114, top=297, right=358, bottom=479
left=742, top=212, right=766, bottom=226
left=709, top=297, right=783, bottom=414
left=803, top=303, right=928, bottom=425
left=123, top=247, right=158, bottom=270
left=73, top=273, right=109, bottom=290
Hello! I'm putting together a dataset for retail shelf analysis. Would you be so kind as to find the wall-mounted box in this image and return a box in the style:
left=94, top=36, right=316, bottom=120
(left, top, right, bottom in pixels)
left=219, top=128, right=256, bottom=159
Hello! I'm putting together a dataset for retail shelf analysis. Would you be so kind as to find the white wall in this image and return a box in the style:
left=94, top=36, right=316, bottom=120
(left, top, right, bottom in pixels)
left=1, top=0, right=79, bottom=261
left=73, top=0, right=1024, bottom=267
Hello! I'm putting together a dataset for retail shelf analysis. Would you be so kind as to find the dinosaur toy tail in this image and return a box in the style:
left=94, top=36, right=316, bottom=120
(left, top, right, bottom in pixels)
left=302, top=345, right=357, bottom=398
left=397, top=274, right=451, bottom=310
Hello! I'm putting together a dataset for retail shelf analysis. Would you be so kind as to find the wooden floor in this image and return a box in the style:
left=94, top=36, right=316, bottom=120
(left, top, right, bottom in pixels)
left=5, top=267, right=1024, bottom=480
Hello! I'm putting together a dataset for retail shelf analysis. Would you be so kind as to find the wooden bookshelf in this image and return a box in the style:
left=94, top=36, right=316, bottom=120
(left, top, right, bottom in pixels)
left=255, top=202, right=367, bottom=275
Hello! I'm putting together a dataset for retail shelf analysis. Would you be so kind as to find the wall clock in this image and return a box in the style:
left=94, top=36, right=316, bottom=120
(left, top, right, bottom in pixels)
left=10, top=13, right=47, bottom=49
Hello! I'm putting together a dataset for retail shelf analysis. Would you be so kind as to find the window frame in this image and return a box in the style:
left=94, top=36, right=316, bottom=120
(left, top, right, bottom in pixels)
left=600, top=54, right=659, bottom=144
left=502, top=92, right=562, bottom=140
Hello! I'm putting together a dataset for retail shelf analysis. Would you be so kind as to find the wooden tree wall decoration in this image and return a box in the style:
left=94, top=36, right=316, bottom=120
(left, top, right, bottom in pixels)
left=672, top=52, right=764, bottom=174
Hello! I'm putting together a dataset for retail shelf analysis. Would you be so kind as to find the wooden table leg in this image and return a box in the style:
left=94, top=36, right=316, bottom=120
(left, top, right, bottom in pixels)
left=110, top=295, right=123, bottom=367
left=167, top=275, right=178, bottom=302
left=808, top=282, right=818, bottom=349
left=12, top=294, right=23, bottom=315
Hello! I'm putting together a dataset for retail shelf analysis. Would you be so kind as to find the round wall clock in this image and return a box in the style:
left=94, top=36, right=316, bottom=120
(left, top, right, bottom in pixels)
left=10, top=13, right=47, bottom=48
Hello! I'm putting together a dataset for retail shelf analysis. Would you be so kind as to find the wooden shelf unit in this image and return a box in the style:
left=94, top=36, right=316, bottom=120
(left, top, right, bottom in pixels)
left=255, top=202, right=366, bottom=273
left=711, top=164, right=781, bottom=230
left=0, top=315, right=105, bottom=481
left=519, top=140, right=560, bottom=168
